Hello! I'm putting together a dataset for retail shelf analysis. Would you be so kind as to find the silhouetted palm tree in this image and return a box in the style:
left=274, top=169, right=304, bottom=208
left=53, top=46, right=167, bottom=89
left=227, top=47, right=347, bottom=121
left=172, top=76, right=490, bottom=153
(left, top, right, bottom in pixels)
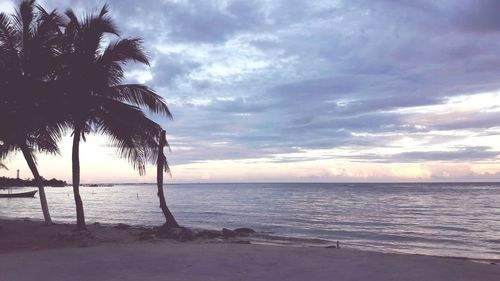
left=0, top=0, right=66, bottom=224
left=0, top=162, right=7, bottom=170
left=157, top=130, right=179, bottom=228
left=61, top=5, right=171, bottom=230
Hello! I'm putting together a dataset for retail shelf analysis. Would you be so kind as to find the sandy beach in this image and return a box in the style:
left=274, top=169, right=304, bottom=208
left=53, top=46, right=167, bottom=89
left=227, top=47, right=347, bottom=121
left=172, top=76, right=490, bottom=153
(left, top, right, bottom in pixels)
left=1, top=219, right=499, bottom=281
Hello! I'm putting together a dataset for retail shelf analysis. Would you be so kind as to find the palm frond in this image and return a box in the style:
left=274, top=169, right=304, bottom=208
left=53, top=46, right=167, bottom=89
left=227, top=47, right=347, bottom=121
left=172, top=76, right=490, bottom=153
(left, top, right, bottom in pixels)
left=63, top=9, right=80, bottom=37
left=94, top=98, right=165, bottom=175
left=64, top=5, right=118, bottom=60
left=105, top=84, right=172, bottom=117
left=33, top=7, right=63, bottom=41
left=100, top=38, right=149, bottom=66
left=0, top=13, right=17, bottom=55
left=28, top=9, right=63, bottom=78
left=0, top=135, right=24, bottom=164
left=0, top=0, right=66, bottom=169
left=27, top=128, right=61, bottom=156
left=14, top=0, right=36, bottom=50
left=98, top=4, right=108, bottom=18
left=82, top=4, right=118, bottom=37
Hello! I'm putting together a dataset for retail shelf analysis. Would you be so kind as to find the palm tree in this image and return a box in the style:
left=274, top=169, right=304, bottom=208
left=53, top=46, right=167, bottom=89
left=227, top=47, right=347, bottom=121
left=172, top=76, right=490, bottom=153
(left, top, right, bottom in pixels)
left=0, top=0, right=65, bottom=225
left=157, top=130, right=179, bottom=228
left=61, top=5, right=172, bottom=231
left=0, top=162, right=7, bottom=170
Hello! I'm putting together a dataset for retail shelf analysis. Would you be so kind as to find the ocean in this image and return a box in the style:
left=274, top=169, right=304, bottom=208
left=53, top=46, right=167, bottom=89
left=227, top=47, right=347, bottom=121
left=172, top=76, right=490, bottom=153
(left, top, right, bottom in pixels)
left=1, top=182, right=499, bottom=260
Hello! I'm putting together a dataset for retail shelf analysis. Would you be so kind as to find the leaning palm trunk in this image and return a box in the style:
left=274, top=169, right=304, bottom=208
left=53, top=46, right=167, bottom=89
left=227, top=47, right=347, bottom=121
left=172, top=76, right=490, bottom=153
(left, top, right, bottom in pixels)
left=72, top=125, right=86, bottom=231
left=157, top=130, right=179, bottom=228
left=19, top=141, right=52, bottom=225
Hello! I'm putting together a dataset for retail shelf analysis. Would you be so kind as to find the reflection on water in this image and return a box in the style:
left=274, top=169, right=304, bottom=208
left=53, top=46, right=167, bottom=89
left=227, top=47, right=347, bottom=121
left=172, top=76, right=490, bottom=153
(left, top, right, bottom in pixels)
left=1, top=182, right=500, bottom=259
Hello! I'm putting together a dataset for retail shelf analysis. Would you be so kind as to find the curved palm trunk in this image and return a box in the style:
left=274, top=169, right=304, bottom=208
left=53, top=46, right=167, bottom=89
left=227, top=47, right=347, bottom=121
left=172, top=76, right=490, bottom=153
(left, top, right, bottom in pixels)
left=72, top=126, right=86, bottom=231
left=19, top=141, right=52, bottom=225
left=157, top=130, right=179, bottom=228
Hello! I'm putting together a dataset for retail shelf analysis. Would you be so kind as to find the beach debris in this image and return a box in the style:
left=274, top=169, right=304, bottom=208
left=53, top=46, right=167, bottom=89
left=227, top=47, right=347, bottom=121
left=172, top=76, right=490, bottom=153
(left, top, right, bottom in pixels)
left=233, top=228, right=256, bottom=235
left=178, top=227, right=196, bottom=241
left=57, top=229, right=96, bottom=246
left=157, top=225, right=196, bottom=241
left=222, top=228, right=256, bottom=238
left=196, top=229, right=223, bottom=239
left=137, top=229, right=157, bottom=241
left=326, top=241, right=341, bottom=249
left=222, top=228, right=238, bottom=238
left=114, top=223, right=130, bottom=230
left=231, top=240, right=252, bottom=244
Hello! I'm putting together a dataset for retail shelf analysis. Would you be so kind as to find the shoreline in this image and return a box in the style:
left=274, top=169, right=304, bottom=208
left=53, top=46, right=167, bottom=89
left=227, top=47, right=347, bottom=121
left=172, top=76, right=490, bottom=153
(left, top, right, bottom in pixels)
left=1, top=216, right=498, bottom=264
left=2, top=183, right=499, bottom=262
left=1, top=219, right=499, bottom=281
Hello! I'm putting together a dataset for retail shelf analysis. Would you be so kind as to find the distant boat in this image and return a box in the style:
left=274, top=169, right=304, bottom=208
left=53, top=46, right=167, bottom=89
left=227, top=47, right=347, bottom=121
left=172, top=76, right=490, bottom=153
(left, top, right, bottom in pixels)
left=0, top=190, right=37, bottom=198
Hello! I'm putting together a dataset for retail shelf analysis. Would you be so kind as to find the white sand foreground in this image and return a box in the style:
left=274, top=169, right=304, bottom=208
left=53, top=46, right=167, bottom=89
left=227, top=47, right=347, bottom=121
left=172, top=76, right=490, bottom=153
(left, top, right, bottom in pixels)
left=1, top=241, right=499, bottom=281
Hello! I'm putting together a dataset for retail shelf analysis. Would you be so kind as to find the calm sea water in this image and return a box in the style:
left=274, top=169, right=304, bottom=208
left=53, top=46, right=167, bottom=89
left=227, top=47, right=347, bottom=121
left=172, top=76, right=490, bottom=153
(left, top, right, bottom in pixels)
left=1, top=183, right=499, bottom=259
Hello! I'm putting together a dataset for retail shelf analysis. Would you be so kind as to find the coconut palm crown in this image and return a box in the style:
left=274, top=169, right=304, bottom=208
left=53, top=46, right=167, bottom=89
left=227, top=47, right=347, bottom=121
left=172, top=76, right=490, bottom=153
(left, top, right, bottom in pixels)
left=0, top=0, right=68, bottom=224
left=60, top=5, right=172, bottom=230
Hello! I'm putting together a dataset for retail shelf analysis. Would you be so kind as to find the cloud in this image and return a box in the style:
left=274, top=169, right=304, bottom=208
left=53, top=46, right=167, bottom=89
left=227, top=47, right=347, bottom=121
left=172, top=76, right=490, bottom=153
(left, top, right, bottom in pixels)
left=158, top=0, right=265, bottom=43
left=395, top=146, right=500, bottom=162
left=150, top=54, right=201, bottom=88
left=3, top=0, right=499, bottom=181
left=448, top=0, right=500, bottom=33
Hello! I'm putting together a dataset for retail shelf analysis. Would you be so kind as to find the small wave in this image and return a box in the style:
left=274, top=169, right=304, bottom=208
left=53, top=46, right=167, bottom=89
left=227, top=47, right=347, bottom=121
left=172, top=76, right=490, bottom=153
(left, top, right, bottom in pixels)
left=2, top=183, right=500, bottom=259
left=418, top=225, right=480, bottom=233
left=250, top=233, right=332, bottom=246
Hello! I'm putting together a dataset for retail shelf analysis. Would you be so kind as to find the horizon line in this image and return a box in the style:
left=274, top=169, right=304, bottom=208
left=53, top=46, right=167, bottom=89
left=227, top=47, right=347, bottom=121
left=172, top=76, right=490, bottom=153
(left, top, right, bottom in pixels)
left=80, top=181, right=500, bottom=185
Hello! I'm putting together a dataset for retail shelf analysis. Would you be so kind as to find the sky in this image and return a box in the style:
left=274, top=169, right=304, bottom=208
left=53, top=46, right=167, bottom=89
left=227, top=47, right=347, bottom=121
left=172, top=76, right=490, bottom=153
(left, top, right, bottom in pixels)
left=0, top=0, right=500, bottom=183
